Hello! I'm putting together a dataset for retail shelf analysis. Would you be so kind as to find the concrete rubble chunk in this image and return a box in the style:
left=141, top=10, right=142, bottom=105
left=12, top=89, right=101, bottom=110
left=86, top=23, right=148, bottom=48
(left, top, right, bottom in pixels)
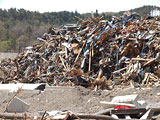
left=7, top=96, right=29, bottom=113
left=111, top=94, right=139, bottom=105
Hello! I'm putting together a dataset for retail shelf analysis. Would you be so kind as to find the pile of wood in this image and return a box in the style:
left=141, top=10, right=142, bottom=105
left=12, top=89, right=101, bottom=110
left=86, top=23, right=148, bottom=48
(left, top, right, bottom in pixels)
left=0, top=11, right=160, bottom=89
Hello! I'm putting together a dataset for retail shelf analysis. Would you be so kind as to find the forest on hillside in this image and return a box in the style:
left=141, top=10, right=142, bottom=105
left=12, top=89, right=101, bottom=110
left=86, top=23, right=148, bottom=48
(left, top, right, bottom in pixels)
left=0, top=5, right=159, bottom=52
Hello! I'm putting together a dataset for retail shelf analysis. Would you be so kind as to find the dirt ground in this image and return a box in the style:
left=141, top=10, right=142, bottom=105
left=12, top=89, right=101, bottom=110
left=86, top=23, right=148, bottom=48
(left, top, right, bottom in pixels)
left=0, top=85, right=160, bottom=118
left=0, top=53, right=18, bottom=61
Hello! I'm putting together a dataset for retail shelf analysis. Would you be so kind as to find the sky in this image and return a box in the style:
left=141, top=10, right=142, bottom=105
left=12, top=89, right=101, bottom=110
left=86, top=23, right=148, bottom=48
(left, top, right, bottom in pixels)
left=0, top=0, right=160, bottom=13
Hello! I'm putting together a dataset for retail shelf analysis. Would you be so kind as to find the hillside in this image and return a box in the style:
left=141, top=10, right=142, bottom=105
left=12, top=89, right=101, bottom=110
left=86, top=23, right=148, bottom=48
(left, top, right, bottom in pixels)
left=0, top=5, right=159, bottom=52
left=0, top=9, right=83, bottom=52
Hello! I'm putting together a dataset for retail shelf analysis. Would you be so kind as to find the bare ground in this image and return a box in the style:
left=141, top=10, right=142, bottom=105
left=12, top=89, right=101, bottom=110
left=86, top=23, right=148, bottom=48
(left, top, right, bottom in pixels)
left=0, top=53, right=18, bottom=61
left=0, top=85, right=160, bottom=118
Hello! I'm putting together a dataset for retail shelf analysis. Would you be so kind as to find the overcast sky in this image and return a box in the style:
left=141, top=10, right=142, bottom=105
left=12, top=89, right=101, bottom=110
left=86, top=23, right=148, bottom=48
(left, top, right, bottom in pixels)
left=0, top=0, right=159, bottom=13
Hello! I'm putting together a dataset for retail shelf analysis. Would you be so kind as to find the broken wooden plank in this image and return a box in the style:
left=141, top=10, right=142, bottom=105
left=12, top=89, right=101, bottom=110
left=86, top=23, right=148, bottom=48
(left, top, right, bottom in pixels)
left=59, top=55, right=67, bottom=70
left=73, top=40, right=87, bottom=67
left=71, top=114, right=117, bottom=120
left=143, top=58, right=156, bottom=67
left=95, top=108, right=114, bottom=115
left=88, top=46, right=92, bottom=72
left=112, top=67, right=127, bottom=74
left=0, top=113, right=28, bottom=119
left=131, top=58, right=152, bottom=62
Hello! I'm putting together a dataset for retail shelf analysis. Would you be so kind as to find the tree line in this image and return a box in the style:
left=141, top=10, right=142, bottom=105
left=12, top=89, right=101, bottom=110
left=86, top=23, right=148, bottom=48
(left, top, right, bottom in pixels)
left=0, top=5, right=159, bottom=52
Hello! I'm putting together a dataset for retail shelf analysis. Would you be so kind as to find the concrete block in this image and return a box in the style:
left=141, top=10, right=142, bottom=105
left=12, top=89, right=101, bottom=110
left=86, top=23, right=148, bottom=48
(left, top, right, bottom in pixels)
left=111, top=94, right=139, bottom=106
left=7, top=97, right=29, bottom=113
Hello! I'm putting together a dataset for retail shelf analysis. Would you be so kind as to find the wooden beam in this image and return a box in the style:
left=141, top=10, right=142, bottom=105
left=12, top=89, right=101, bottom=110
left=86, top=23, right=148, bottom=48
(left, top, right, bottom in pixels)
left=95, top=108, right=114, bottom=115
left=71, top=114, right=117, bottom=120
left=132, top=58, right=152, bottom=62
left=0, top=113, right=28, bottom=119
left=143, top=58, right=156, bottom=67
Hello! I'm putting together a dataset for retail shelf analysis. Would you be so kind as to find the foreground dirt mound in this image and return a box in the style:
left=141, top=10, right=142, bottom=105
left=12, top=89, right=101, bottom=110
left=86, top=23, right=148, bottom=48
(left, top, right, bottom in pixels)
left=1, top=86, right=160, bottom=117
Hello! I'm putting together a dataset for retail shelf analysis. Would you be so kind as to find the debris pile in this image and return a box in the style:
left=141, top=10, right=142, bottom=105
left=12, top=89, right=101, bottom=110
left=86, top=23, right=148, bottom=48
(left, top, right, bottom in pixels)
left=0, top=11, right=160, bottom=89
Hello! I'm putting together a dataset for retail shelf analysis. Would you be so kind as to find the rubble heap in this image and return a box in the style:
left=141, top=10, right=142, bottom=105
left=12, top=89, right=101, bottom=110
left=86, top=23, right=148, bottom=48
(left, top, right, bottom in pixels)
left=0, top=11, right=160, bottom=89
